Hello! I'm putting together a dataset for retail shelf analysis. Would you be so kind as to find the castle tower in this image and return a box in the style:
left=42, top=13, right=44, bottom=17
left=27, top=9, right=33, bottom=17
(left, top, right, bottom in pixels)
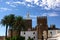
left=36, top=16, right=48, bottom=40
left=24, top=12, right=32, bottom=31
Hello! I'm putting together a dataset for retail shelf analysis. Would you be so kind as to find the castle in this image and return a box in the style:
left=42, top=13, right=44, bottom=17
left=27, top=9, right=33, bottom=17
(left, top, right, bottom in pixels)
left=0, top=13, right=60, bottom=40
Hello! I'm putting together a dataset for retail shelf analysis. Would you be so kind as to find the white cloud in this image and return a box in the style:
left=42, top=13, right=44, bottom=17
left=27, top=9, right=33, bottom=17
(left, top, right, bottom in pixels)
left=10, top=5, right=16, bottom=7
left=6, top=1, right=26, bottom=7
left=6, top=1, right=34, bottom=7
left=6, top=2, right=10, bottom=4
left=27, top=4, right=34, bottom=7
left=25, top=0, right=39, bottom=5
left=25, top=0, right=33, bottom=2
left=27, top=4, right=31, bottom=7
left=48, top=13, right=59, bottom=16
left=13, top=1, right=25, bottom=5
left=24, top=0, right=60, bottom=10
left=34, top=0, right=39, bottom=4
left=25, top=0, right=39, bottom=3
left=13, top=1, right=21, bottom=4
left=42, top=12, right=59, bottom=17
left=40, top=0, right=60, bottom=10
left=0, top=7, right=11, bottom=11
left=5, top=0, right=60, bottom=9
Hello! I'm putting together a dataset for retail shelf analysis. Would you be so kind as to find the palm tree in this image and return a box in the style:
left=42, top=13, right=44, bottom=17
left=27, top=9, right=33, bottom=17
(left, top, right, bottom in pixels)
left=8, top=14, right=15, bottom=38
left=13, top=16, right=25, bottom=36
left=1, top=16, right=10, bottom=39
left=1, top=14, right=15, bottom=39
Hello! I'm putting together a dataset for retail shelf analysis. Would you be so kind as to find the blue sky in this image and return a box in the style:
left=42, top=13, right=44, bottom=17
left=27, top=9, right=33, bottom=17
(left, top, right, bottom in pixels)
left=0, top=0, right=60, bottom=36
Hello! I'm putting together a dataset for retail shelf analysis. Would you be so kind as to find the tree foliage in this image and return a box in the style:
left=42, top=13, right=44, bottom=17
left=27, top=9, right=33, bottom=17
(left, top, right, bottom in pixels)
left=27, top=37, right=33, bottom=40
left=6, top=36, right=25, bottom=40
left=1, top=14, right=26, bottom=40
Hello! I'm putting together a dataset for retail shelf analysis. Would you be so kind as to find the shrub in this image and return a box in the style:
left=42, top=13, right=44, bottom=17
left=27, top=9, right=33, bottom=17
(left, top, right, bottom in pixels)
left=5, top=36, right=25, bottom=40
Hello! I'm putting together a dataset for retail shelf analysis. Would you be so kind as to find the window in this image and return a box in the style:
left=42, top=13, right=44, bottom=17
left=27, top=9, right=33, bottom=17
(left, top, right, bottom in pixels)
left=50, top=32, right=52, bottom=37
left=24, top=32, right=25, bottom=34
left=34, top=36, right=35, bottom=39
left=28, top=37, right=30, bottom=39
left=50, top=32, right=52, bottom=34
left=33, top=32, right=35, bottom=34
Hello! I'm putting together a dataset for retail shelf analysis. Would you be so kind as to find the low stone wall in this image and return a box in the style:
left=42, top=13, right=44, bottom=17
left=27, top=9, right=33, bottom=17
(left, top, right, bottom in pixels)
left=0, top=36, right=5, bottom=40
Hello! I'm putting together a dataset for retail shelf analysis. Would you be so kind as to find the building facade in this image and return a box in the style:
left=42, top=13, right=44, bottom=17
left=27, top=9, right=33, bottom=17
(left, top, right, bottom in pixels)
left=1, top=13, right=60, bottom=40
left=21, top=31, right=37, bottom=40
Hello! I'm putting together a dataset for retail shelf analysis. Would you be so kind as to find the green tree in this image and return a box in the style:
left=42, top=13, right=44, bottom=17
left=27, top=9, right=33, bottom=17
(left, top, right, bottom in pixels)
left=1, top=14, right=26, bottom=40
left=1, top=16, right=10, bottom=39
left=8, top=14, right=15, bottom=39
left=27, top=37, right=33, bottom=40
left=6, top=36, right=25, bottom=40
left=13, top=16, right=25, bottom=36
left=1, top=14, right=15, bottom=40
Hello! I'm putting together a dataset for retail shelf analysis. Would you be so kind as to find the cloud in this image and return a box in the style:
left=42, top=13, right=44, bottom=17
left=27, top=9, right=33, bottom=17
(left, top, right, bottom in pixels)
left=0, top=7, right=11, bottom=11
left=27, top=4, right=34, bottom=7
left=6, top=1, right=17, bottom=7
left=5, top=0, right=60, bottom=10
left=48, top=13, right=59, bottom=16
left=10, top=5, right=16, bottom=7
left=25, top=0, right=33, bottom=2
left=13, top=1, right=26, bottom=5
left=42, top=12, right=59, bottom=17
left=6, top=1, right=26, bottom=7
left=39, top=0, right=60, bottom=10
left=6, top=2, right=10, bottom=4
left=5, top=0, right=36, bottom=7
left=25, top=0, right=39, bottom=3
left=24, top=0, right=60, bottom=10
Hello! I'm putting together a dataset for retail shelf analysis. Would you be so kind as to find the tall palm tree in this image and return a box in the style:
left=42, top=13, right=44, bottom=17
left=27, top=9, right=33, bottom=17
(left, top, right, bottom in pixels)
left=1, top=16, right=10, bottom=39
left=13, top=16, right=25, bottom=36
left=1, top=14, right=15, bottom=39
left=8, top=14, right=15, bottom=38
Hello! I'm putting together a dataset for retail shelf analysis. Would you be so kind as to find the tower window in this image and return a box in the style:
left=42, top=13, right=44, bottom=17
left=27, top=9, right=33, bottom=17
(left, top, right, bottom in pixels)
left=24, top=32, right=25, bottom=34
left=50, top=32, right=52, bottom=34
left=50, top=32, right=52, bottom=37
left=34, top=36, right=35, bottom=39
left=33, top=32, right=35, bottom=34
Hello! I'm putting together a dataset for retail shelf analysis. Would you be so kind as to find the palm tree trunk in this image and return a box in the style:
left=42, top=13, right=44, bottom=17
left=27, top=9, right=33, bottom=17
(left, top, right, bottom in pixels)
left=5, top=25, right=8, bottom=39
left=18, top=29, right=20, bottom=36
left=11, top=27, right=13, bottom=39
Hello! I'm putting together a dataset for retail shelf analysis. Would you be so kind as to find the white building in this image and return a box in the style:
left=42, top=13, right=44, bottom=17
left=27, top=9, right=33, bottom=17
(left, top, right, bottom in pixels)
left=48, top=33, right=60, bottom=40
left=21, top=31, right=38, bottom=40
left=48, top=29, right=60, bottom=40
left=20, top=30, right=60, bottom=40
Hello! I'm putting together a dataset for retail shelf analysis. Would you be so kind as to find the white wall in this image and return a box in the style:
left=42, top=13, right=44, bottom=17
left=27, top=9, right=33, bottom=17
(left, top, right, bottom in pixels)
left=57, top=36, right=60, bottom=40
left=20, top=30, right=60, bottom=40
left=48, top=30, right=60, bottom=40
left=21, top=31, right=37, bottom=40
left=48, top=30, right=60, bottom=37
left=48, top=33, right=60, bottom=40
